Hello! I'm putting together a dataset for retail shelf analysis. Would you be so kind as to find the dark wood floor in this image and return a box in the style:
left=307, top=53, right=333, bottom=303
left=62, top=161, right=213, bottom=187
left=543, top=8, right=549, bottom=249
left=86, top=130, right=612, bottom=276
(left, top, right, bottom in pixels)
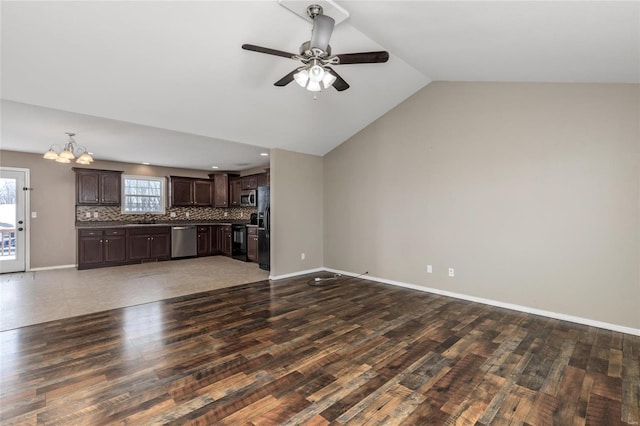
left=1, top=274, right=638, bottom=425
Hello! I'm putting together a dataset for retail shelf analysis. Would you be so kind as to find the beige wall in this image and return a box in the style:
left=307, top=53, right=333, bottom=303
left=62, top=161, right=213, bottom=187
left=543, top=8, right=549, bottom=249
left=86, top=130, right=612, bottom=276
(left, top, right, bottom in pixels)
left=323, top=82, right=640, bottom=329
left=0, top=150, right=243, bottom=268
left=270, top=148, right=323, bottom=277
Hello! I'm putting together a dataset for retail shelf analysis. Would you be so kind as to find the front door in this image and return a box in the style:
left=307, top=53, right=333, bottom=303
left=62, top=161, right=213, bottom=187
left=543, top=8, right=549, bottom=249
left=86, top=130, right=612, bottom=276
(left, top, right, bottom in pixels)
left=0, top=168, right=28, bottom=273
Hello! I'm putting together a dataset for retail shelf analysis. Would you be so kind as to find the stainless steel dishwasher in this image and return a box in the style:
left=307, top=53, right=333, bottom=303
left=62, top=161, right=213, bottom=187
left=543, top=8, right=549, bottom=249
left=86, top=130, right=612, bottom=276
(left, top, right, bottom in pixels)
left=171, top=225, right=197, bottom=258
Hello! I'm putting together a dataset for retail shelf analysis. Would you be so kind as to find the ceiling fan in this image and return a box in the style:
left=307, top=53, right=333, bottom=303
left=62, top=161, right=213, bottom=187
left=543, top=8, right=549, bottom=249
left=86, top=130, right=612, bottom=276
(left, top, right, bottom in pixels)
left=242, top=4, right=389, bottom=92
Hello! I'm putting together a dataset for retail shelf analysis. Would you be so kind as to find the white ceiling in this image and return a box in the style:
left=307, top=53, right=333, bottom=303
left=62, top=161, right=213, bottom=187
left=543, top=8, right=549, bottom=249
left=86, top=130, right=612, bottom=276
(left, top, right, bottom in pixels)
left=1, top=1, right=638, bottom=171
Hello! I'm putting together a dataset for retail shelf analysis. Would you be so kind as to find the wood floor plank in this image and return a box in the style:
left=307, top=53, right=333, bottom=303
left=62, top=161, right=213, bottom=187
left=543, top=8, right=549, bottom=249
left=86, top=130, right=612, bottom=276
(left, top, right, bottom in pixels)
left=1, top=274, right=638, bottom=425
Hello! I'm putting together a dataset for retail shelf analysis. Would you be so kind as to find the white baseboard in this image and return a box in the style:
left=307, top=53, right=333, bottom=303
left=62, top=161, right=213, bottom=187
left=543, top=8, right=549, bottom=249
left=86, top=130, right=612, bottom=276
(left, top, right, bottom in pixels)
left=29, top=264, right=76, bottom=272
left=276, top=267, right=640, bottom=337
left=269, top=267, right=324, bottom=281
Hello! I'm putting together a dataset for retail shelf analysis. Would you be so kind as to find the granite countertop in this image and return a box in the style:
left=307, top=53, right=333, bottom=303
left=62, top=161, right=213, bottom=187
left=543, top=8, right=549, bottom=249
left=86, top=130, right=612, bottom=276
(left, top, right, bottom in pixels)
left=76, top=220, right=252, bottom=229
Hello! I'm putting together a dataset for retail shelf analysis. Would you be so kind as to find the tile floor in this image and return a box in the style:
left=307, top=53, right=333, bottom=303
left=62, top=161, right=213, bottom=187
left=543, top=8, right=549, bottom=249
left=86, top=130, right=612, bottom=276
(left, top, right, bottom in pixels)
left=0, top=256, right=269, bottom=331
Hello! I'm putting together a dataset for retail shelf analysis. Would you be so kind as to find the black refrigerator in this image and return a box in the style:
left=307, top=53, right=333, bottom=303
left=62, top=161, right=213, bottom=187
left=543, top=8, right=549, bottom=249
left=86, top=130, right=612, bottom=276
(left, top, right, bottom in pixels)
left=257, top=186, right=270, bottom=271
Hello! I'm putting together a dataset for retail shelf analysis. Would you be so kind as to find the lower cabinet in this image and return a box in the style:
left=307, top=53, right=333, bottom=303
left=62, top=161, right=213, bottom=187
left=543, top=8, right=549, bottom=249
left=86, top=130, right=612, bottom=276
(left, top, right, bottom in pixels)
left=247, top=226, right=258, bottom=262
left=197, top=226, right=212, bottom=256
left=127, top=227, right=171, bottom=262
left=78, top=229, right=126, bottom=269
left=77, top=223, right=238, bottom=270
left=222, top=226, right=232, bottom=257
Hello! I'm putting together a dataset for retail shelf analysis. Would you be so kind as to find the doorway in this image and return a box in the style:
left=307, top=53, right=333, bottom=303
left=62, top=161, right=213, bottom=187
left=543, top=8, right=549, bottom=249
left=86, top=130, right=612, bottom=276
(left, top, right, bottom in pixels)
left=0, top=168, right=29, bottom=273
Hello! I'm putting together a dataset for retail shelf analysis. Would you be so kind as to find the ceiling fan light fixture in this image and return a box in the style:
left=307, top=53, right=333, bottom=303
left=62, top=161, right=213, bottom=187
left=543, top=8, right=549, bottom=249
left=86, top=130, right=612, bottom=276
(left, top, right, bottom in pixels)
left=306, top=79, right=323, bottom=92
left=294, top=68, right=310, bottom=88
left=322, top=70, right=337, bottom=88
left=308, top=63, right=325, bottom=83
left=294, top=64, right=335, bottom=92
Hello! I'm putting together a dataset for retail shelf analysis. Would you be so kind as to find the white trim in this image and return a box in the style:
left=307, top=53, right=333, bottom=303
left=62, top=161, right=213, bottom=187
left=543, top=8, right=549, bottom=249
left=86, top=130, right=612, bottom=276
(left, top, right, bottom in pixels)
left=0, top=166, right=30, bottom=272
left=269, top=267, right=324, bottom=281
left=29, top=264, right=76, bottom=272
left=278, top=266, right=640, bottom=337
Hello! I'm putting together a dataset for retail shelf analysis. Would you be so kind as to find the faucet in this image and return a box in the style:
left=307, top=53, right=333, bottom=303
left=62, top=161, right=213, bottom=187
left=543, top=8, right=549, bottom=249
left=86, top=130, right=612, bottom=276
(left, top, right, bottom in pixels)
left=142, top=212, right=155, bottom=224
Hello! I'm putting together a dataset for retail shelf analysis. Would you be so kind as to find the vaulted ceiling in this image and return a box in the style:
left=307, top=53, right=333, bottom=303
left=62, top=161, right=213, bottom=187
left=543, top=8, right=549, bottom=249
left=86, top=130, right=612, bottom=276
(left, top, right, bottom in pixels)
left=2, top=1, right=638, bottom=171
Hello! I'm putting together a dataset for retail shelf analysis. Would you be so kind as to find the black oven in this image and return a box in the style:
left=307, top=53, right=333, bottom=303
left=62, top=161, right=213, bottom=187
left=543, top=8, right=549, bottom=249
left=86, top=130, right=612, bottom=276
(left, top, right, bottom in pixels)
left=231, top=225, right=247, bottom=261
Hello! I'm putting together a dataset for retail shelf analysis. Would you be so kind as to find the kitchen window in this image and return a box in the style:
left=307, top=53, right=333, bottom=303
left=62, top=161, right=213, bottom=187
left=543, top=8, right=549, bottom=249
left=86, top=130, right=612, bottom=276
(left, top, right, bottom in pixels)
left=121, top=175, right=165, bottom=214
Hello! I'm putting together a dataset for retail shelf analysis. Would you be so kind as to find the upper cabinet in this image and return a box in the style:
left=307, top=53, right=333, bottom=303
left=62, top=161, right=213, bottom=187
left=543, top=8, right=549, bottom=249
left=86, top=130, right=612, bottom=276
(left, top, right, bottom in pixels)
left=193, top=180, right=213, bottom=206
left=212, top=173, right=229, bottom=208
left=257, top=172, right=270, bottom=187
left=74, top=168, right=123, bottom=206
left=241, top=175, right=258, bottom=190
left=229, top=177, right=242, bottom=207
left=169, top=177, right=213, bottom=207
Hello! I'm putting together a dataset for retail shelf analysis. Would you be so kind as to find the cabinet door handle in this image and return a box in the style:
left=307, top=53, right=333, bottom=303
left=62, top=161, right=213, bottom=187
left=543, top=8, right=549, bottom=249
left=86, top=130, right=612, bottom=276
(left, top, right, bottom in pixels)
left=99, top=239, right=103, bottom=243
left=105, top=239, right=109, bottom=243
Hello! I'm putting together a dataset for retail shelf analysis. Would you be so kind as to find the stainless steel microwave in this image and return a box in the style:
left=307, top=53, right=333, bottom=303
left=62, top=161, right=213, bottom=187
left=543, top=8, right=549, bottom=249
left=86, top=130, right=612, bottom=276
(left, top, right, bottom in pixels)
left=240, top=189, right=256, bottom=207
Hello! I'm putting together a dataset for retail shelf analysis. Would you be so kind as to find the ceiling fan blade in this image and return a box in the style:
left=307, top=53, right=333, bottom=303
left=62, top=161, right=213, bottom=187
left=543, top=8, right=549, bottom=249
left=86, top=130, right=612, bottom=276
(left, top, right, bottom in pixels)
left=274, top=69, right=297, bottom=87
left=336, top=51, right=390, bottom=65
left=242, top=44, right=296, bottom=59
left=310, top=14, right=335, bottom=51
left=325, top=67, right=350, bottom=92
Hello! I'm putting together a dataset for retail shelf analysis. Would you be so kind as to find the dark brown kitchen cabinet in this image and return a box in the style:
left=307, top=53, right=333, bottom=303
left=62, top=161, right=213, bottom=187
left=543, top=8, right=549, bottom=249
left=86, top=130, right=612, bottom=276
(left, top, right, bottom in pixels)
left=229, top=178, right=242, bottom=207
left=77, top=228, right=126, bottom=269
left=247, top=226, right=258, bottom=262
left=197, top=226, right=211, bottom=256
left=213, top=174, right=229, bottom=207
left=257, top=172, right=269, bottom=187
left=222, top=226, right=232, bottom=257
left=74, top=168, right=123, bottom=206
left=126, top=227, right=170, bottom=262
left=169, top=177, right=213, bottom=207
left=210, top=225, right=220, bottom=254
left=170, top=177, right=193, bottom=206
left=193, top=180, right=213, bottom=206
left=211, top=225, right=231, bottom=256
left=242, top=176, right=258, bottom=190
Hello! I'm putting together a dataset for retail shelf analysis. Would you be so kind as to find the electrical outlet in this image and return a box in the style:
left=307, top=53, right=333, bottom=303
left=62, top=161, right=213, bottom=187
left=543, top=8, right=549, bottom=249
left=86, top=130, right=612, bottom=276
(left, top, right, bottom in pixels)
left=448, top=268, right=454, bottom=277
left=93, top=212, right=99, bottom=218
left=85, top=212, right=91, bottom=218
left=301, top=253, right=305, bottom=260
left=427, top=265, right=432, bottom=273
left=31, top=211, right=37, bottom=218
left=170, top=212, right=176, bottom=218
left=185, top=212, right=190, bottom=218
left=240, top=212, right=243, bottom=218
left=224, top=212, right=228, bottom=217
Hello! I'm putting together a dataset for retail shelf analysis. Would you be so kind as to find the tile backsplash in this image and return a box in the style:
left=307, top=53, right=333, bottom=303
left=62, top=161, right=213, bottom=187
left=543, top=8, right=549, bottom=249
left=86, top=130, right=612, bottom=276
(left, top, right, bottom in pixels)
left=76, top=206, right=257, bottom=222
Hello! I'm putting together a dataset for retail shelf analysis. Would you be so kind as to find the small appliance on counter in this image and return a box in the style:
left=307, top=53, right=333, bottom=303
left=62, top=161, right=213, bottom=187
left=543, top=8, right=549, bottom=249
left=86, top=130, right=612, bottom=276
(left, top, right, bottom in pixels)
left=250, top=213, right=258, bottom=225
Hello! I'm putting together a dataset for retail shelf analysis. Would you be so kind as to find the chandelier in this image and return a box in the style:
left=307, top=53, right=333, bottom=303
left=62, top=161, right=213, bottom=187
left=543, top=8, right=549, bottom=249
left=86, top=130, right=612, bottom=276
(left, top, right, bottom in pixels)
left=43, top=132, right=94, bottom=165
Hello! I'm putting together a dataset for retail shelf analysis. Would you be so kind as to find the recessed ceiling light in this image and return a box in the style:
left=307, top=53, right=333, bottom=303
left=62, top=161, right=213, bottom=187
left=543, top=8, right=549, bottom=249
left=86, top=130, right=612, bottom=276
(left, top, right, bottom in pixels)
left=141, top=162, right=150, bottom=165
left=211, top=166, right=219, bottom=169
left=260, top=152, right=269, bottom=157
